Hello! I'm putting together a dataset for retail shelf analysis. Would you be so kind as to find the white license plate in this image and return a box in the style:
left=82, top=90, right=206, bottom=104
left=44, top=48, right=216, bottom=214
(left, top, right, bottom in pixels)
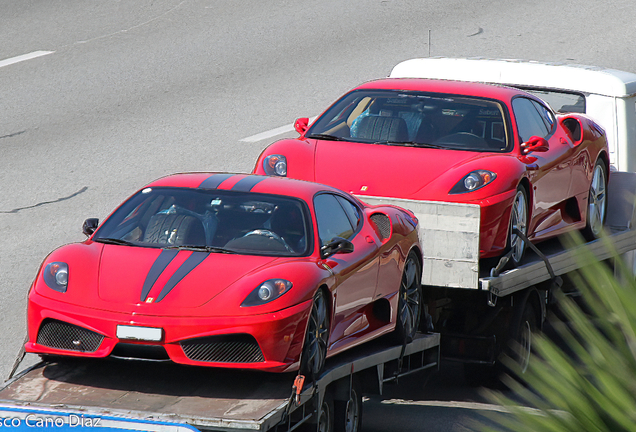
left=116, top=325, right=163, bottom=342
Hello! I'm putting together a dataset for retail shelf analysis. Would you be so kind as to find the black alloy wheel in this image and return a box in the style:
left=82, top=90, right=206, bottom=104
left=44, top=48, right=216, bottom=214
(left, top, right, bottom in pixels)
left=301, top=290, right=330, bottom=377
left=394, top=251, right=422, bottom=343
left=508, top=186, right=529, bottom=267
left=583, top=159, right=608, bottom=240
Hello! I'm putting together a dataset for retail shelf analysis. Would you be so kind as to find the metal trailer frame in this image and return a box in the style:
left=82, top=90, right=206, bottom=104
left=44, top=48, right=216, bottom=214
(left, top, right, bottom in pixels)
left=0, top=334, right=440, bottom=432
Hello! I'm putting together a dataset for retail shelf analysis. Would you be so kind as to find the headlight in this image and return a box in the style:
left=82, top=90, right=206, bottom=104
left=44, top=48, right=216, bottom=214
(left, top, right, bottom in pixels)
left=43, top=262, right=68, bottom=293
left=241, top=279, right=292, bottom=307
left=263, top=155, right=287, bottom=177
left=449, top=170, right=497, bottom=194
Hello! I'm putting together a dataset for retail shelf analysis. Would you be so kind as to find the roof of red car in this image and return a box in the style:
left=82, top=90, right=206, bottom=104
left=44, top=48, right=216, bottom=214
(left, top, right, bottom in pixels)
left=355, top=77, right=524, bottom=101
left=145, top=173, right=344, bottom=202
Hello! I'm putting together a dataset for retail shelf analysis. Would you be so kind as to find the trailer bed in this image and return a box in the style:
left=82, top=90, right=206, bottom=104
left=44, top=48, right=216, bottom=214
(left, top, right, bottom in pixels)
left=0, top=333, right=440, bottom=432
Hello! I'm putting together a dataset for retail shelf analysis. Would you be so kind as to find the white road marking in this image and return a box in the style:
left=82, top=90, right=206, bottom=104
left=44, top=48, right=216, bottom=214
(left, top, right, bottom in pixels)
left=380, top=399, right=512, bottom=413
left=240, top=117, right=318, bottom=143
left=378, top=398, right=547, bottom=415
left=0, top=51, right=55, bottom=69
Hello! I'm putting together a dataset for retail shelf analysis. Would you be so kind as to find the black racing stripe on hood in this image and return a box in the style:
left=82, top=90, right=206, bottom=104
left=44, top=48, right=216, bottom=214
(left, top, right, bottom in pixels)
left=155, top=251, right=208, bottom=302
left=198, top=174, right=234, bottom=189
left=231, top=176, right=266, bottom=192
left=140, top=249, right=179, bottom=302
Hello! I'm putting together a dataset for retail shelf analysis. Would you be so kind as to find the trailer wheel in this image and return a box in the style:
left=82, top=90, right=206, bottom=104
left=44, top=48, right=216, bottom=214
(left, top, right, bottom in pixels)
left=300, top=290, right=330, bottom=377
left=507, top=187, right=528, bottom=267
left=316, top=392, right=335, bottom=432
left=510, top=301, right=537, bottom=375
left=464, top=294, right=539, bottom=387
left=582, top=158, right=607, bottom=240
left=334, top=380, right=362, bottom=432
left=393, top=251, right=422, bottom=343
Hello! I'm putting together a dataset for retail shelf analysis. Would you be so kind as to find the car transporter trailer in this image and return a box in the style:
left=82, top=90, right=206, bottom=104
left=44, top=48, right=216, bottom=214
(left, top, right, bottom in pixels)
left=1, top=332, right=440, bottom=432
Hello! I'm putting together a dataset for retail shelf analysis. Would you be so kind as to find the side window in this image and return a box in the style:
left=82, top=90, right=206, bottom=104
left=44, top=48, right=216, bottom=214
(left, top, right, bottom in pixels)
left=531, top=100, right=555, bottom=131
left=512, top=97, right=550, bottom=142
left=335, top=196, right=362, bottom=230
left=314, top=194, right=355, bottom=246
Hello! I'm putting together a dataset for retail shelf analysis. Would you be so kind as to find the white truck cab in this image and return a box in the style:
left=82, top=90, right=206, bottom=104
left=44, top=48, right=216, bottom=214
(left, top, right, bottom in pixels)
left=390, top=57, right=636, bottom=172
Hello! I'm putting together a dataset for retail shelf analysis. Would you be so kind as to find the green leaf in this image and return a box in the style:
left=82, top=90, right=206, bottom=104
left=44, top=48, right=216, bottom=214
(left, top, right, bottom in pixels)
left=480, top=230, right=636, bottom=432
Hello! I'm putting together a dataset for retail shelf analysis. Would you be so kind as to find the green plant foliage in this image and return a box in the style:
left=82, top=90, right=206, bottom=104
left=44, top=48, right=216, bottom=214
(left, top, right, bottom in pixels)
left=478, top=232, right=636, bottom=432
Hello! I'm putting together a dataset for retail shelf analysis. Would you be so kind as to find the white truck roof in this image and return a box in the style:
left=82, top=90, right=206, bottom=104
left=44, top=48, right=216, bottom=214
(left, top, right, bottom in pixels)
left=390, top=57, right=636, bottom=98
left=390, top=57, right=636, bottom=172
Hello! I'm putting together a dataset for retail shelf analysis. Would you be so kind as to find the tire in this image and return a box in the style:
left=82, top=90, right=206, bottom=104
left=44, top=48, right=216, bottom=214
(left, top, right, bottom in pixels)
left=393, top=251, right=422, bottom=343
left=509, top=301, right=537, bottom=376
left=464, top=298, right=537, bottom=387
left=300, top=290, right=330, bottom=377
left=582, top=158, right=608, bottom=240
left=316, top=392, right=335, bottom=432
left=507, top=187, right=529, bottom=267
left=334, top=380, right=363, bottom=432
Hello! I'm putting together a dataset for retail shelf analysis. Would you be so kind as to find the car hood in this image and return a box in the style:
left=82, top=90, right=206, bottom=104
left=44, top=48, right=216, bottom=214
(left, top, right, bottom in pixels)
left=97, top=245, right=279, bottom=309
left=313, top=140, right=488, bottom=198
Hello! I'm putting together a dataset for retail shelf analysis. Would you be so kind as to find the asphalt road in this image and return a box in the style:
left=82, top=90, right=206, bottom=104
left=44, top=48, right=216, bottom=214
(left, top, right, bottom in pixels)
left=2, top=1, right=636, bottom=430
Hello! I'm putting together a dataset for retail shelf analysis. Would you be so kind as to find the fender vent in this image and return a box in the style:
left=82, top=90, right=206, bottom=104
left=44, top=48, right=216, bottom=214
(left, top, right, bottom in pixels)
left=370, top=213, right=391, bottom=240
left=180, top=334, right=264, bottom=363
left=37, top=319, right=104, bottom=353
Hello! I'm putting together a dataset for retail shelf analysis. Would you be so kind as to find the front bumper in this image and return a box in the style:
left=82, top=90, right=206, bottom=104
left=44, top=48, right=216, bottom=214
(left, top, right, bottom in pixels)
left=26, top=292, right=312, bottom=372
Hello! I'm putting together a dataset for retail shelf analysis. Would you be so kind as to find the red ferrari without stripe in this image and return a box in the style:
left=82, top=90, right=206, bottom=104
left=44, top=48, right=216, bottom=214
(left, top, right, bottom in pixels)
left=254, top=78, right=610, bottom=265
left=26, top=173, right=423, bottom=374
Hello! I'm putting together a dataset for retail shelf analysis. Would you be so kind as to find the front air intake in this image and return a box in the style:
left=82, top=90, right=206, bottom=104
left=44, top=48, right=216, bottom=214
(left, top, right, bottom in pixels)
left=37, top=319, right=104, bottom=353
left=180, top=334, right=264, bottom=363
left=111, top=343, right=170, bottom=361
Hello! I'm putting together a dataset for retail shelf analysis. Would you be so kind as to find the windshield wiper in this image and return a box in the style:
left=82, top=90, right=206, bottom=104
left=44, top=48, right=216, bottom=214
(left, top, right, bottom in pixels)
left=306, top=133, right=348, bottom=141
left=164, top=245, right=236, bottom=254
left=381, top=141, right=446, bottom=149
left=94, top=237, right=136, bottom=246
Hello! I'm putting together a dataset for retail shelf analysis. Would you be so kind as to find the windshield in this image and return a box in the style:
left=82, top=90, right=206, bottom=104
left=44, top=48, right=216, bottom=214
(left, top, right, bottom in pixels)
left=307, top=89, right=510, bottom=151
left=94, top=187, right=311, bottom=256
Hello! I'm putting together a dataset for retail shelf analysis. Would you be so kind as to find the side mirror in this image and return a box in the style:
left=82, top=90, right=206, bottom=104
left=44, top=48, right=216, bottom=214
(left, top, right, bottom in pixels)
left=320, top=237, right=354, bottom=259
left=520, top=136, right=549, bottom=154
left=83, top=218, right=99, bottom=237
left=294, top=118, right=309, bottom=136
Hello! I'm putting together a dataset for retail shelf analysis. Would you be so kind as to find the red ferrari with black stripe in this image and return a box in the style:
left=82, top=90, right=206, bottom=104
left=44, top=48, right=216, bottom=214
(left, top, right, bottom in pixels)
left=26, top=173, right=423, bottom=374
